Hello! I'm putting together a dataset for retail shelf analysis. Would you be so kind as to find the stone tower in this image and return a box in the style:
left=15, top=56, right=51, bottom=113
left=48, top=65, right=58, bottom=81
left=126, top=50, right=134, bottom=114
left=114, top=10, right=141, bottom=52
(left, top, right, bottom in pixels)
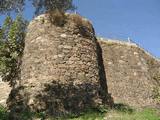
left=7, top=13, right=112, bottom=118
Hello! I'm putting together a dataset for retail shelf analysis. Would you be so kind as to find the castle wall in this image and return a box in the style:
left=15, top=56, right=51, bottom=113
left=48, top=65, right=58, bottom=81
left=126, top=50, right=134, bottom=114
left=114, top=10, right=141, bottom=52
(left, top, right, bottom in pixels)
left=99, top=39, right=160, bottom=107
left=0, top=14, right=159, bottom=118
left=7, top=14, right=111, bottom=116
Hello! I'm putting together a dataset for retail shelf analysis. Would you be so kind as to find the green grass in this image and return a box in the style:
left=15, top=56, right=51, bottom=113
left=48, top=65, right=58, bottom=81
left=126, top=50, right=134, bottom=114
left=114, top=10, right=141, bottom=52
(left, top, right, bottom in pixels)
left=0, top=105, right=8, bottom=120
left=53, top=108, right=160, bottom=120
left=52, top=105, right=160, bottom=120
left=68, top=113, right=104, bottom=120
left=65, top=110, right=105, bottom=120
left=63, top=104, right=160, bottom=120
left=105, top=108, right=160, bottom=120
left=0, top=104, right=159, bottom=120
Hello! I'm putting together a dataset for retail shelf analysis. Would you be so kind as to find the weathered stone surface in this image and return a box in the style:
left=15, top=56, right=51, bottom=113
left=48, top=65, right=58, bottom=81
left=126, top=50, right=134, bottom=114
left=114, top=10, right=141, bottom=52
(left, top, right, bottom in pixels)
left=99, top=39, right=160, bottom=107
left=7, top=14, right=112, bottom=118
left=0, top=14, right=159, bottom=119
left=0, top=81, right=11, bottom=107
left=1, top=37, right=160, bottom=115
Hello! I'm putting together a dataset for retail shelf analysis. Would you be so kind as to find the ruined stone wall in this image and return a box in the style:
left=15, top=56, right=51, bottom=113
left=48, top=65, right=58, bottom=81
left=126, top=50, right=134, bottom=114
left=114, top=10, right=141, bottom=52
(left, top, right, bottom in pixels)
left=0, top=14, right=159, bottom=119
left=99, top=39, right=160, bottom=107
left=7, top=14, right=111, bottom=117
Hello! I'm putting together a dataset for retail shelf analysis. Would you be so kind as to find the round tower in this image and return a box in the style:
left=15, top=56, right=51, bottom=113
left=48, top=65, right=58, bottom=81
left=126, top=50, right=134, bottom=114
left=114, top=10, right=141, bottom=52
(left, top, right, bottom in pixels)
left=8, top=13, right=112, bottom=117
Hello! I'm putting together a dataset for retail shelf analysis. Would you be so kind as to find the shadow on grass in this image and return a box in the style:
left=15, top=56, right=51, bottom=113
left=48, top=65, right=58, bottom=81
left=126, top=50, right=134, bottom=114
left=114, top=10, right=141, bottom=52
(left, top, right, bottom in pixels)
left=34, top=81, right=102, bottom=117
left=55, top=107, right=107, bottom=120
left=113, top=103, right=134, bottom=113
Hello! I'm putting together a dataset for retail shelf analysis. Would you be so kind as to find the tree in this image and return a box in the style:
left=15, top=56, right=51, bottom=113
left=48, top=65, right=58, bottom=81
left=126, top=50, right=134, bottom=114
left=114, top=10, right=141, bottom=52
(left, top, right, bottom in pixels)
left=33, top=0, right=76, bottom=15
left=0, top=0, right=76, bottom=15
left=0, top=0, right=76, bottom=86
left=0, top=16, right=28, bottom=87
left=0, top=0, right=25, bottom=14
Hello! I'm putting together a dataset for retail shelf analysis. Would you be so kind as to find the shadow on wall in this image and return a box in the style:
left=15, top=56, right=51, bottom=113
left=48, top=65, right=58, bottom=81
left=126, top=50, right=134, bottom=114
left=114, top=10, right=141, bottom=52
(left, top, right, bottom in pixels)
left=34, top=81, right=101, bottom=116
left=6, top=38, right=113, bottom=119
left=96, top=41, right=113, bottom=105
left=29, top=39, right=114, bottom=117
left=7, top=86, right=31, bottom=120
left=7, top=81, right=113, bottom=119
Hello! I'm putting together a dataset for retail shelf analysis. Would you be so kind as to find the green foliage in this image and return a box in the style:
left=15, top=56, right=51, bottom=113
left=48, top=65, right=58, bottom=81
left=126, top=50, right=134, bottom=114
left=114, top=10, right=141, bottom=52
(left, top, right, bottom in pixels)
left=67, top=110, right=105, bottom=120
left=0, top=16, right=28, bottom=87
left=54, top=108, right=160, bottom=120
left=34, top=112, right=46, bottom=119
left=54, top=108, right=106, bottom=120
left=0, top=0, right=25, bottom=14
left=0, top=0, right=76, bottom=15
left=105, top=108, right=160, bottom=120
left=19, top=111, right=34, bottom=120
left=0, top=105, right=8, bottom=120
left=1, top=105, right=159, bottom=120
left=33, top=0, right=76, bottom=15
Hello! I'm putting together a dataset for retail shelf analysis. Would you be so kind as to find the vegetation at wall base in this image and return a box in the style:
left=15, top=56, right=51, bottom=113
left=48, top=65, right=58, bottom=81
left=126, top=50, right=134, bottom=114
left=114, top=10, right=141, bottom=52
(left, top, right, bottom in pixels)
left=0, top=105, right=8, bottom=120
left=1, top=104, right=159, bottom=120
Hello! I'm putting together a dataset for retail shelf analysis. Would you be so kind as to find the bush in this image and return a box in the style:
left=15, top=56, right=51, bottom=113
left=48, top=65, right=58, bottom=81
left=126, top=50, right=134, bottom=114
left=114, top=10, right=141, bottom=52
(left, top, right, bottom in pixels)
left=69, top=14, right=95, bottom=38
left=70, top=14, right=83, bottom=27
left=48, top=9, right=67, bottom=26
left=70, top=14, right=93, bottom=30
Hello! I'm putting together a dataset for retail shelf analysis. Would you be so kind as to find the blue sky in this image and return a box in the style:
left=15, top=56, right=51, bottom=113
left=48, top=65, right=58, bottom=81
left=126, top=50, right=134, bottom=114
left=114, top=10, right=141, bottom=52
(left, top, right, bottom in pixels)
left=0, top=0, right=160, bottom=58
left=73, top=0, right=160, bottom=58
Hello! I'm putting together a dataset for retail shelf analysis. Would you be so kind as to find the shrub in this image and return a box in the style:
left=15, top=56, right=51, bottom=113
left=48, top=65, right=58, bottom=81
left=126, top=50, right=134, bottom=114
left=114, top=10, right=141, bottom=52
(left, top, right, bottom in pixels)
left=48, top=9, right=67, bottom=26
left=70, top=14, right=93, bottom=30
left=69, top=14, right=95, bottom=38
left=70, top=14, right=83, bottom=27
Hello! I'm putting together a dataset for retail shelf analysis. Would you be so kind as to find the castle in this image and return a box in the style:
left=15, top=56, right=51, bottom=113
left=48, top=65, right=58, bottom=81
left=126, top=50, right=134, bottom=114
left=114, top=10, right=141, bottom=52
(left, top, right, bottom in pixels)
left=0, top=13, right=159, bottom=118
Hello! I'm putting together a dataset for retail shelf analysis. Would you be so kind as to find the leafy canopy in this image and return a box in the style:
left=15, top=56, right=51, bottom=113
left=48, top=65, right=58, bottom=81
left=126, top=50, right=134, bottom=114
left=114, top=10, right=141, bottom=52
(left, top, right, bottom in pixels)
left=0, top=0, right=25, bottom=14
left=0, top=0, right=76, bottom=15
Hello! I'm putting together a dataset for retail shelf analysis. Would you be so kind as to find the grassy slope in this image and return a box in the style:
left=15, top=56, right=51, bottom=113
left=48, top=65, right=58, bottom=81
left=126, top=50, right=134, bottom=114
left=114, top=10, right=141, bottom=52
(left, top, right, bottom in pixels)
left=104, top=109, right=160, bottom=120
left=0, top=105, right=160, bottom=120
left=67, top=109, right=160, bottom=120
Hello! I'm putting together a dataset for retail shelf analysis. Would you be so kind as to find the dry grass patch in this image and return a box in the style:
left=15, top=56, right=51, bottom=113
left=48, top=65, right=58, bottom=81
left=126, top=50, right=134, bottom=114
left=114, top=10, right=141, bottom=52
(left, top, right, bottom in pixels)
left=69, top=14, right=95, bottom=38
left=70, top=14, right=94, bottom=32
left=48, top=10, right=67, bottom=26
